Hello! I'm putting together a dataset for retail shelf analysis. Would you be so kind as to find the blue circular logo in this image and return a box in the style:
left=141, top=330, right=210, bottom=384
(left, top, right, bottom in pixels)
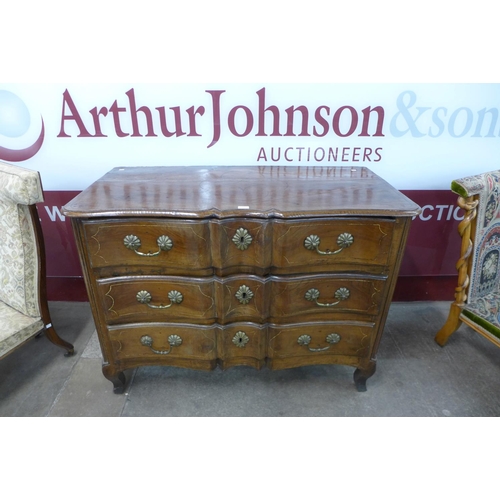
left=0, top=90, right=31, bottom=138
left=0, top=90, right=44, bottom=162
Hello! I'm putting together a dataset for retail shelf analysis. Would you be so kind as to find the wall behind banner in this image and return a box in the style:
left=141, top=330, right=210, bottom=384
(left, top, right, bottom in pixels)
left=2, top=83, right=500, bottom=301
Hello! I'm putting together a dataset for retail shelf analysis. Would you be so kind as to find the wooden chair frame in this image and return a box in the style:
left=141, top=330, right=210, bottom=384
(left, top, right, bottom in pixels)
left=436, top=171, right=500, bottom=349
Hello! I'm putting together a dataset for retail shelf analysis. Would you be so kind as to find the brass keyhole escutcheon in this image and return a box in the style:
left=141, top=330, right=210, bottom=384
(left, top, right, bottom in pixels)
left=232, top=331, right=250, bottom=348
left=235, top=285, right=254, bottom=304
left=232, top=228, right=252, bottom=250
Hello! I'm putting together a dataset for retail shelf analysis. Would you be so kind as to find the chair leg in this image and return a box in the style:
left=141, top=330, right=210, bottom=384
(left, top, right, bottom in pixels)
left=435, top=303, right=463, bottom=347
left=43, top=322, right=75, bottom=356
left=30, top=204, right=74, bottom=356
left=435, top=194, right=477, bottom=348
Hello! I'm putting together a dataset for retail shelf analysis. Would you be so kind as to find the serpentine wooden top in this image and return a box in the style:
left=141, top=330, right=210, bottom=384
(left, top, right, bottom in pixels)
left=62, top=166, right=420, bottom=219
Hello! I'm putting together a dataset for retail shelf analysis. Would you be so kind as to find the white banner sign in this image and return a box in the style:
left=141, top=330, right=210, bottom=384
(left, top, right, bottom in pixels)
left=1, top=83, right=499, bottom=190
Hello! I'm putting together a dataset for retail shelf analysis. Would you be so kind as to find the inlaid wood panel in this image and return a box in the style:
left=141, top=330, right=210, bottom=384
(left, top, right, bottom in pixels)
left=83, top=219, right=211, bottom=271
left=97, top=277, right=216, bottom=325
left=108, top=323, right=217, bottom=363
left=267, top=322, right=375, bottom=369
left=272, top=217, right=396, bottom=274
left=269, top=275, right=386, bottom=322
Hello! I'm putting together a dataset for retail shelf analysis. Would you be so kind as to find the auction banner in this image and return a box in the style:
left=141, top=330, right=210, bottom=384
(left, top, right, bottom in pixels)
left=1, top=83, right=499, bottom=300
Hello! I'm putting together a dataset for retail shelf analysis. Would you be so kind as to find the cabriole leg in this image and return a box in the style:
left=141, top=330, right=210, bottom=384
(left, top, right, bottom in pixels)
left=353, top=361, right=376, bottom=392
left=102, top=364, right=126, bottom=394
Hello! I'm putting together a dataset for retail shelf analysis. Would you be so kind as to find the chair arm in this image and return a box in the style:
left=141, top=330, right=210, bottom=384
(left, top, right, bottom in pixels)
left=0, top=161, right=44, bottom=205
left=451, top=170, right=500, bottom=198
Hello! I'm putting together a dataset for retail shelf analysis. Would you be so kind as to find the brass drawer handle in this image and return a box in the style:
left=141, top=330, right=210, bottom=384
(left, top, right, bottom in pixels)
left=124, top=234, right=173, bottom=257
left=232, top=331, right=250, bottom=348
left=232, top=228, right=252, bottom=250
left=140, top=334, right=182, bottom=355
left=305, top=287, right=350, bottom=307
left=297, top=333, right=341, bottom=352
left=136, top=290, right=183, bottom=309
left=304, top=233, right=353, bottom=255
left=235, top=284, right=254, bottom=304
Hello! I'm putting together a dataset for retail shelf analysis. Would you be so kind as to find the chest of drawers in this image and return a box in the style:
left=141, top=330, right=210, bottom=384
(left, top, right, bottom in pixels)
left=63, top=166, right=420, bottom=393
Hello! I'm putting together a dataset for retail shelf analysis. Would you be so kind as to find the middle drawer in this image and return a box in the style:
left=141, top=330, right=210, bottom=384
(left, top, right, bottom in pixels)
left=96, top=274, right=387, bottom=326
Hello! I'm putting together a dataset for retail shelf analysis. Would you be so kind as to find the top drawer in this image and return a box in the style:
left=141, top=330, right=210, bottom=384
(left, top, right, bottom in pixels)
left=82, top=219, right=211, bottom=272
left=81, top=216, right=397, bottom=275
left=272, top=217, right=396, bottom=274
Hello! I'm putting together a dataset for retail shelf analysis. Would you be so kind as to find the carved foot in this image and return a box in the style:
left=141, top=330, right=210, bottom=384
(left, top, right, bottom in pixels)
left=353, top=361, right=376, bottom=392
left=435, top=303, right=463, bottom=347
left=102, top=364, right=126, bottom=394
left=44, top=325, right=75, bottom=356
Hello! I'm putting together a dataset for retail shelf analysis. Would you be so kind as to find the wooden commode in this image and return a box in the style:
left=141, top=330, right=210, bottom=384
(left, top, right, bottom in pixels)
left=63, top=166, right=420, bottom=393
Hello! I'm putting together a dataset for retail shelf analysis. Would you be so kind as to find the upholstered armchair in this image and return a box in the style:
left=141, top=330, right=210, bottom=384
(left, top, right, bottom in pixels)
left=0, top=161, right=74, bottom=360
left=436, top=169, right=500, bottom=348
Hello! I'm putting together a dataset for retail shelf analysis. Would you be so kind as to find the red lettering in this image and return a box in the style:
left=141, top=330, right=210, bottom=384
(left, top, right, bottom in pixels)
left=257, top=147, right=267, bottom=161
left=206, top=90, right=225, bottom=148
left=328, top=147, right=338, bottom=161
left=359, top=106, right=385, bottom=137
left=186, top=106, right=205, bottom=137
left=228, top=106, right=253, bottom=136
left=285, top=106, right=310, bottom=136
left=126, top=88, right=157, bottom=137
left=156, top=106, right=185, bottom=137
left=313, top=106, right=330, bottom=137
left=57, top=90, right=93, bottom=138
left=89, top=107, right=108, bottom=137
left=256, top=88, right=282, bottom=137
left=109, top=100, right=129, bottom=137
left=333, top=106, right=358, bottom=137
left=314, top=147, right=325, bottom=161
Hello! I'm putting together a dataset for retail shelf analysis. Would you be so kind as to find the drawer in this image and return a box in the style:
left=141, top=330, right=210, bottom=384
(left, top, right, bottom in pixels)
left=108, top=323, right=217, bottom=363
left=270, top=274, right=386, bottom=322
left=219, top=275, right=268, bottom=324
left=268, top=322, right=375, bottom=360
left=97, top=276, right=216, bottom=325
left=210, top=219, right=272, bottom=275
left=83, top=219, right=211, bottom=272
left=217, top=323, right=267, bottom=369
left=272, top=218, right=396, bottom=273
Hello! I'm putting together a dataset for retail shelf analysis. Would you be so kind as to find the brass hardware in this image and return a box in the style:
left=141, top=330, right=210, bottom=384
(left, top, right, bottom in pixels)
left=124, top=234, right=173, bottom=256
left=140, top=334, right=182, bottom=355
left=232, top=228, right=252, bottom=250
left=136, top=290, right=183, bottom=309
left=304, top=232, right=353, bottom=255
left=235, top=284, right=254, bottom=304
left=326, top=333, right=341, bottom=344
left=232, top=331, right=250, bottom=348
left=297, top=333, right=342, bottom=352
left=305, top=287, right=350, bottom=307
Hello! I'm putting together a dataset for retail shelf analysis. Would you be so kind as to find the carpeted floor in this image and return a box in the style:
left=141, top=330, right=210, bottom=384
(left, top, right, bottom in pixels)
left=1, top=301, right=499, bottom=417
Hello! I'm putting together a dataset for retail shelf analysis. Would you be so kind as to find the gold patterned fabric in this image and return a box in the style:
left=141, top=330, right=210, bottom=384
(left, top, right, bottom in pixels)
left=0, top=301, right=44, bottom=358
left=0, top=161, right=43, bottom=322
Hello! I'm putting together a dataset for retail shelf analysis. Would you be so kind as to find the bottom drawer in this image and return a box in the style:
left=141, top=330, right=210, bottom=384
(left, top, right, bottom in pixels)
left=108, top=324, right=217, bottom=362
left=217, top=323, right=267, bottom=369
left=268, top=322, right=375, bottom=360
